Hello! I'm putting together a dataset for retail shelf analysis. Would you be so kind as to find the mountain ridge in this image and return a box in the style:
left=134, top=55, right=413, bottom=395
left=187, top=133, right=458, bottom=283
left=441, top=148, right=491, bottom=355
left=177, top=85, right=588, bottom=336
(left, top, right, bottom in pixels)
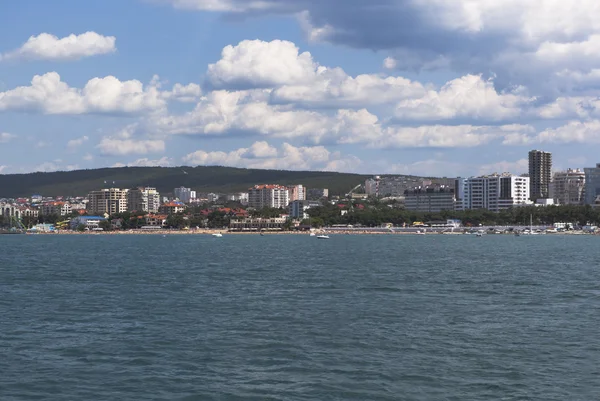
left=0, top=166, right=402, bottom=198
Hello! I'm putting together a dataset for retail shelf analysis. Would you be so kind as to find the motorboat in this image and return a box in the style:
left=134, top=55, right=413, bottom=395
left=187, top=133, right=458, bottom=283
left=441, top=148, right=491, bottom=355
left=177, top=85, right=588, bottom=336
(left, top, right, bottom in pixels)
left=212, top=233, right=223, bottom=237
left=317, top=235, right=329, bottom=239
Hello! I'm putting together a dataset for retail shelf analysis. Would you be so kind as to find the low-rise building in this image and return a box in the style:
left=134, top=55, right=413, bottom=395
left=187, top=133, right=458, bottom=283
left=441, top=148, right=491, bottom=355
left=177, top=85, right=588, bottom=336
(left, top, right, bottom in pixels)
left=70, top=216, right=107, bottom=230
left=145, top=214, right=168, bottom=227
left=229, top=217, right=287, bottom=231
left=159, top=201, right=186, bottom=215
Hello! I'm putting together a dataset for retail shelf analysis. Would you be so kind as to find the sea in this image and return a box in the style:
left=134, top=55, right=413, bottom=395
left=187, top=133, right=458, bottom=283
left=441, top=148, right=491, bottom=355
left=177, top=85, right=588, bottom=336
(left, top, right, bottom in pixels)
left=1, top=234, right=599, bottom=400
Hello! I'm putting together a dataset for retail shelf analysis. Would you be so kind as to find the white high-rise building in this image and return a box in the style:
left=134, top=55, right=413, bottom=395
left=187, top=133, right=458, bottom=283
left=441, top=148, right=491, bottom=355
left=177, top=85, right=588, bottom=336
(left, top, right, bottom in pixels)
left=87, top=188, right=129, bottom=216
left=174, top=187, right=196, bottom=203
left=550, top=169, right=585, bottom=206
left=461, top=174, right=530, bottom=212
left=248, top=185, right=289, bottom=209
left=128, top=187, right=161, bottom=213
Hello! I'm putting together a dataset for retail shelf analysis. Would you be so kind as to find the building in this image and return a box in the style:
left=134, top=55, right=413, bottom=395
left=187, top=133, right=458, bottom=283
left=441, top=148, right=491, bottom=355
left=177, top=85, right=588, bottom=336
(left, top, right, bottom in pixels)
left=174, top=187, right=196, bottom=203
left=404, top=186, right=456, bottom=212
left=70, top=216, right=107, bottom=230
left=550, top=168, right=585, bottom=206
left=40, top=201, right=72, bottom=216
left=248, top=185, right=290, bottom=209
left=207, top=193, right=220, bottom=203
left=87, top=188, right=129, bottom=216
left=584, top=163, right=600, bottom=205
left=307, top=188, right=329, bottom=200
left=144, top=214, right=168, bottom=227
left=159, top=201, right=186, bottom=215
left=287, top=185, right=306, bottom=202
left=226, top=192, right=249, bottom=205
left=128, top=187, right=161, bottom=213
left=528, top=150, right=552, bottom=201
left=366, top=175, right=452, bottom=197
left=461, top=173, right=530, bottom=212
left=229, top=217, right=288, bottom=231
left=288, top=200, right=321, bottom=219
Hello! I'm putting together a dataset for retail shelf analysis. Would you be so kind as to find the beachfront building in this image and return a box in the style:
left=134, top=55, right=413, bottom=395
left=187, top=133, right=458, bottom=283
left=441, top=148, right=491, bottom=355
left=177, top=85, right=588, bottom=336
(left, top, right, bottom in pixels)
left=40, top=201, right=72, bottom=216
left=128, top=187, right=161, bottom=213
left=404, top=185, right=456, bottom=212
left=248, top=185, right=289, bottom=209
left=461, top=173, right=530, bottom=212
left=87, top=188, right=129, bottom=216
left=550, top=169, right=585, bottom=206
left=174, top=187, right=196, bottom=203
left=288, top=200, right=321, bottom=219
left=70, top=216, right=107, bottom=230
left=229, top=217, right=287, bottom=231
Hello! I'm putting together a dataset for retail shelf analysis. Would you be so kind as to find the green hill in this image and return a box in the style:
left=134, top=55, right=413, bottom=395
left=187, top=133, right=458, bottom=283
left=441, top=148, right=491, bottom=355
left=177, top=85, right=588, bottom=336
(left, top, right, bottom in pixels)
left=0, top=166, right=382, bottom=198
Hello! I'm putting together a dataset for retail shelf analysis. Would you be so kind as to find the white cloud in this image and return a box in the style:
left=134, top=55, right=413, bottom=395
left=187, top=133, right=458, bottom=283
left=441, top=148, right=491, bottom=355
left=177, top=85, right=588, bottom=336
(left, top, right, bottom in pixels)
left=113, top=157, right=172, bottom=167
left=158, top=0, right=279, bottom=12
left=0, top=72, right=170, bottom=115
left=383, top=57, right=397, bottom=69
left=0, top=32, right=116, bottom=61
left=163, top=83, right=202, bottom=103
left=478, top=159, right=529, bottom=175
left=207, top=40, right=318, bottom=89
left=97, top=135, right=166, bottom=156
left=536, top=120, right=600, bottom=144
left=182, top=141, right=361, bottom=172
left=0, top=165, right=8, bottom=174
left=67, top=135, right=89, bottom=150
left=395, top=75, right=533, bottom=121
left=83, top=153, right=94, bottom=161
left=0, top=132, right=16, bottom=143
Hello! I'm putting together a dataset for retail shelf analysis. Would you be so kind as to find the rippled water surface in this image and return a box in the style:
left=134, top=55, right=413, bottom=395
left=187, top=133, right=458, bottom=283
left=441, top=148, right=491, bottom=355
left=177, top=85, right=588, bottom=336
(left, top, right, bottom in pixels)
left=1, top=234, right=600, bottom=400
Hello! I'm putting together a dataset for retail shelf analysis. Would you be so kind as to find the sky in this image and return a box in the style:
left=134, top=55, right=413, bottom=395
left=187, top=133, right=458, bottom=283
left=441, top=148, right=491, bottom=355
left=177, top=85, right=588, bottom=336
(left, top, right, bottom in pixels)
left=0, top=0, right=599, bottom=177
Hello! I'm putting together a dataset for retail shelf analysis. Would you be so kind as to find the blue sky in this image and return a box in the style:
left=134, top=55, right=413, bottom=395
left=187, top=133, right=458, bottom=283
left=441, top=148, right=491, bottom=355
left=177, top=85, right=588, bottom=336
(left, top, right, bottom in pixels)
left=0, top=0, right=599, bottom=177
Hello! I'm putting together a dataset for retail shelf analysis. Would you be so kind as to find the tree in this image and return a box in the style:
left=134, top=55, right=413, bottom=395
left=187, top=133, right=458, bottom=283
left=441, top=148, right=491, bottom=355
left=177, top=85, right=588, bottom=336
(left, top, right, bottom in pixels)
left=98, top=220, right=112, bottom=231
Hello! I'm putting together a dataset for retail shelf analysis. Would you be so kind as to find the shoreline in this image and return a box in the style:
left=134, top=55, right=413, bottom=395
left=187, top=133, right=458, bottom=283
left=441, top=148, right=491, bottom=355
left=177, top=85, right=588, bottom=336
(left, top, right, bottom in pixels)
left=28, top=229, right=595, bottom=236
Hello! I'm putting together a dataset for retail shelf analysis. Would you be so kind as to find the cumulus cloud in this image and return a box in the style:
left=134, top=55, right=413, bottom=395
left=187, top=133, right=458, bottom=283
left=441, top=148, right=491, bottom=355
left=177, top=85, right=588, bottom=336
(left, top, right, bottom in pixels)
left=182, top=141, right=361, bottom=172
left=0, top=165, right=8, bottom=174
left=207, top=40, right=318, bottom=89
left=0, top=72, right=198, bottom=115
left=158, top=0, right=600, bottom=96
left=0, top=32, right=116, bottom=61
left=478, top=159, right=529, bottom=176
left=97, top=136, right=166, bottom=156
left=0, top=132, right=16, bottom=143
left=113, top=157, right=172, bottom=167
left=395, top=75, right=533, bottom=121
left=536, top=120, right=600, bottom=144
left=66, top=135, right=89, bottom=150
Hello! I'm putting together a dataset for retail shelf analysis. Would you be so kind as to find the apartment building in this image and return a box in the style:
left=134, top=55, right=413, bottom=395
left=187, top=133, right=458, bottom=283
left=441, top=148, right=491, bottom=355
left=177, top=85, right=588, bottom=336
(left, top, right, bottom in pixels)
left=584, top=163, right=600, bottom=205
left=287, top=185, right=306, bottom=202
left=40, top=201, right=72, bottom=216
left=87, top=188, right=129, bottom=215
left=248, top=185, right=290, bottom=209
left=461, top=174, right=530, bottom=212
left=550, top=169, right=585, bottom=205
left=404, top=186, right=456, bottom=212
left=307, top=188, right=329, bottom=200
left=174, top=187, right=196, bottom=203
left=128, top=187, right=161, bottom=213
left=288, top=200, right=321, bottom=219
left=529, top=150, right=552, bottom=201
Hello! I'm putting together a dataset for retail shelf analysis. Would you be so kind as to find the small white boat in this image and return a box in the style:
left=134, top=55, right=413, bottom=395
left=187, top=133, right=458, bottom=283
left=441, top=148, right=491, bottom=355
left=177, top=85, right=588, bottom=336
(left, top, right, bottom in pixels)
left=317, top=235, right=329, bottom=239
left=309, top=232, right=316, bottom=237
left=212, top=233, right=223, bottom=238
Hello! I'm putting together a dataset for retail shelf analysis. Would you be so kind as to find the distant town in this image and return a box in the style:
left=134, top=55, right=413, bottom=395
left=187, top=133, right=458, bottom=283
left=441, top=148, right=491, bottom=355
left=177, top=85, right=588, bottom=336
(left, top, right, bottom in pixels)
left=1, top=149, right=600, bottom=234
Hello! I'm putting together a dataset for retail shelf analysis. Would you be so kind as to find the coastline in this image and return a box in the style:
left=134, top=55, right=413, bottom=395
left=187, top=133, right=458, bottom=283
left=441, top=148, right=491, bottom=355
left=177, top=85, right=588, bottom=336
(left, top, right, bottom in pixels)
left=29, top=229, right=595, bottom=236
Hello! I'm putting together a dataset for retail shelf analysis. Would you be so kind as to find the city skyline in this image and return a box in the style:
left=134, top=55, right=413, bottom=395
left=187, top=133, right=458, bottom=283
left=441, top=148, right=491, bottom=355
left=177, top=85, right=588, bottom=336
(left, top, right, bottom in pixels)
left=1, top=1, right=600, bottom=177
